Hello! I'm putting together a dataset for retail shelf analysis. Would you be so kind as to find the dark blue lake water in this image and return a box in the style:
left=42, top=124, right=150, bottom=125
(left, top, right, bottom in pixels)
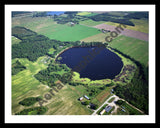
left=57, top=47, right=123, bottom=80
left=47, top=11, right=65, bottom=16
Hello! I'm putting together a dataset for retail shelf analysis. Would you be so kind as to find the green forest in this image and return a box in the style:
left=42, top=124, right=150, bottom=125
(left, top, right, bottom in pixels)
left=15, top=106, right=48, bottom=115
left=19, top=96, right=43, bottom=106
left=88, top=12, right=148, bottom=26
left=12, top=60, right=26, bottom=75
left=114, top=67, right=148, bottom=114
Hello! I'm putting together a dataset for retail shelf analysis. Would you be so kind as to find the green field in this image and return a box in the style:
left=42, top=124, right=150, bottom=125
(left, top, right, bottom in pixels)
left=12, top=57, right=49, bottom=114
left=79, top=19, right=105, bottom=26
left=12, top=36, right=21, bottom=45
left=77, top=12, right=92, bottom=16
left=109, top=35, right=148, bottom=67
left=81, top=33, right=110, bottom=43
left=41, top=24, right=101, bottom=41
left=12, top=16, right=101, bottom=41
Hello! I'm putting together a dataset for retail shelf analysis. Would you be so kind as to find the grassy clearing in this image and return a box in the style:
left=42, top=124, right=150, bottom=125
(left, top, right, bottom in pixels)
left=12, top=36, right=21, bottom=45
left=79, top=19, right=105, bottom=26
left=48, top=48, right=56, bottom=54
left=72, top=71, right=91, bottom=84
left=77, top=12, right=92, bottom=16
left=72, top=71, right=112, bottom=86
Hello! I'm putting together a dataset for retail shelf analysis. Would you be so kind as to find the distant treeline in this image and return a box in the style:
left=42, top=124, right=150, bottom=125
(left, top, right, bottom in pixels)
left=53, top=12, right=80, bottom=24
left=124, top=12, right=148, bottom=19
left=12, top=11, right=32, bottom=17
left=87, top=12, right=148, bottom=26
left=32, top=12, right=48, bottom=17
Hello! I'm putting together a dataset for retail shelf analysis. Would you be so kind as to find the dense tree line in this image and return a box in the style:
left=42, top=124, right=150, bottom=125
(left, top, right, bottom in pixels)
left=114, top=68, right=148, bottom=114
left=12, top=11, right=32, bottom=17
left=124, top=12, right=148, bottom=19
left=32, top=12, right=48, bottom=17
left=15, top=106, right=47, bottom=115
left=12, top=26, right=37, bottom=40
left=88, top=13, right=135, bottom=26
left=12, top=60, right=26, bottom=75
left=19, top=96, right=42, bottom=106
left=88, top=12, right=148, bottom=26
left=53, top=14, right=79, bottom=24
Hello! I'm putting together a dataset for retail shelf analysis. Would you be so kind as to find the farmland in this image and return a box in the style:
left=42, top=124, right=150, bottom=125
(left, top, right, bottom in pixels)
left=109, top=35, right=148, bottom=67
left=12, top=57, right=92, bottom=115
left=12, top=15, right=101, bottom=42
left=93, top=23, right=148, bottom=41
left=105, top=18, right=148, bottom=33
left=11, top=11, right=149, bottom=115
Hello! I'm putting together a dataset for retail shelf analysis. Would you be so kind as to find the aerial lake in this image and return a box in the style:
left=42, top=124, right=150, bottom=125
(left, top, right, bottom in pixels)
left=57, top=47, right=123, bottom=80
left=47, top=11, right=65, bottom=16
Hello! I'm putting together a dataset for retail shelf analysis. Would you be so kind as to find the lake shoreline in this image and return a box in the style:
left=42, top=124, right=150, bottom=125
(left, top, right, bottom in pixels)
left=56, top=45, right=123, bottom=80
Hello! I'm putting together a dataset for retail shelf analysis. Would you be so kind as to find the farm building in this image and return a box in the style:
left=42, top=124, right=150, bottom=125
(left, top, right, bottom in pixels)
left=84, top=95, right=90, bottom=100
left=89, top=103, right=95, bottom=108
left=121, top=109, right=126, bottom=112
left=79, top=97, right=83, bottom=101
left=105, top=105, right=112, bottom=113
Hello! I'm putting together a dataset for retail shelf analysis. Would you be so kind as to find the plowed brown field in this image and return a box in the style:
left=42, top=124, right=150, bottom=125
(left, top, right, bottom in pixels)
left=93, top=24, right=148, bottom=41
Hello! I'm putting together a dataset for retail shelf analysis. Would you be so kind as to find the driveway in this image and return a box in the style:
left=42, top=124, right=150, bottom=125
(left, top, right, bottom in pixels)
left=92, top=94, right=120, bottom=115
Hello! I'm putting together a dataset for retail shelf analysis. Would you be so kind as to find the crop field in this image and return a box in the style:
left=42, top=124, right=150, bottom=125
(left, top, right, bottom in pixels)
left=12, top=57, right=93, bottom=115
left=44, top=84, right=92, bottom=115
left=77, top=12, right=92, bottom=16
left=93, top=23, right=148, bottom=41
left=12, top=57, right=49, bottom=114
left=109, top=35, right=148, bottom=67
left=42, top=24, right=101, bottom=41
left=79, top=19, right=105, bottom=26
left=81, top=33, right=110, bottom=43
